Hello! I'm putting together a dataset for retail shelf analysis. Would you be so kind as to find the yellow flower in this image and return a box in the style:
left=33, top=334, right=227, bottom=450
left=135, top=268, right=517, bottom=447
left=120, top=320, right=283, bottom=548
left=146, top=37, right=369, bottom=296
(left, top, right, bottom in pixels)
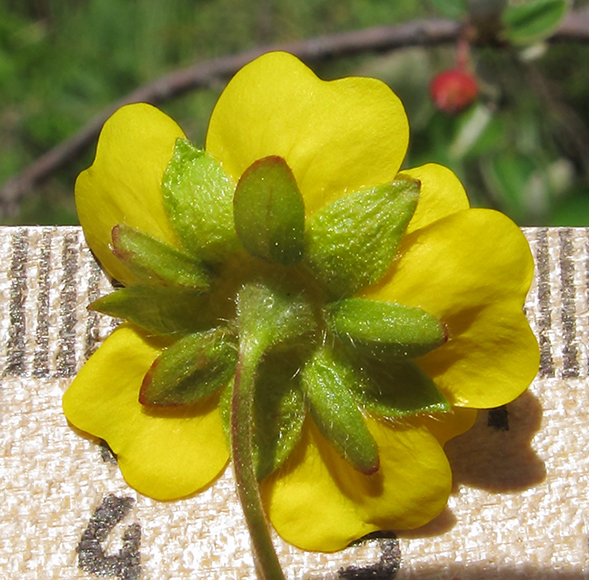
left=63, top=52, right=539, bottom=553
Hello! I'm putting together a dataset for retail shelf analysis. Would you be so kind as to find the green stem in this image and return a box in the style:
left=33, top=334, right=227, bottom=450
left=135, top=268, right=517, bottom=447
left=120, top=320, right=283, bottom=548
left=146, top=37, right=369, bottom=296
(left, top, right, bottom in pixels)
left=231, top=340, right=286, bottom=580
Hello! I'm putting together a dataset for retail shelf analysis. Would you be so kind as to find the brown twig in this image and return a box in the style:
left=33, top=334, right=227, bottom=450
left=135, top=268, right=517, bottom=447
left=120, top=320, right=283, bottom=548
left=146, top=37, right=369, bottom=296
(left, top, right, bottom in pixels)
left=3, top=10, right=589, bottom=216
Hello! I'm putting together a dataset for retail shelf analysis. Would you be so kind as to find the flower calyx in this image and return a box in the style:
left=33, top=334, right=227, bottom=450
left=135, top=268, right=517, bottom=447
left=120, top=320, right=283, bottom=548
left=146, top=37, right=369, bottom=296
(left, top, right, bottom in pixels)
left=162, top=139, right=238, bottom=262
left=93, top=138, right=454, bottom=478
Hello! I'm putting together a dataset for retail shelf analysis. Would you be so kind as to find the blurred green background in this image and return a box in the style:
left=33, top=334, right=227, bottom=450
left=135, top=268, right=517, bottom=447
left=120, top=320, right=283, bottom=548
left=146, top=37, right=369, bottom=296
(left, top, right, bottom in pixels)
left=1, top=0, right=589, bottom=226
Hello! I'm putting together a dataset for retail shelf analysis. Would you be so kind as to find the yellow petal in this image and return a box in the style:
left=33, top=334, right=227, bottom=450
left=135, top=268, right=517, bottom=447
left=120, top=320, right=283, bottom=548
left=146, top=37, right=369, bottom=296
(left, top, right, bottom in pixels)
left=418, top=304, right=538, bottom=408
left=63, top=325, right=229, bottom=500
left=365, top=208, right=539, bottom=408
left=76, top=103, right=185, bottom=284
left=414, top=407, right=478, bottom=446
left=262, top=417, right=451, bottom=552
left=403, top=163, right=470, bottom=234
left=206, top=52, right=409, bottom=216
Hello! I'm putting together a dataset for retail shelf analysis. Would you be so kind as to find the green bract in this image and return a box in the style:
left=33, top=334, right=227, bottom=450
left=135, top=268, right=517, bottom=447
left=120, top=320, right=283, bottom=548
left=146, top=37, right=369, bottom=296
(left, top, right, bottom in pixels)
left=219, top=340, right=307, bottom=480
left=234, top=156, right=305, bottom=267
left=305, top=177, right=419, bottom=297
left=90, top=285, right=209, bottom=336
left=162, top=139, right=238, bottom=261
left=96, top=138, right=452, bottom=478
left=112, top=224, right=210, bottom=289
left=140, top=329, right=237, bottom=407
left=301, top=346, right=380, bottom=475
left=326, top=298, right=446, bottom=360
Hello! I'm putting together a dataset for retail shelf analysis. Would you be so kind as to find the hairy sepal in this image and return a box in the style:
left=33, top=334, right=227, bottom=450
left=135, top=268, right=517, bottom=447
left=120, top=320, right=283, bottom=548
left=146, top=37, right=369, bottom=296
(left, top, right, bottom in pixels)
left=89, top=285, right=208, bottom=336
left=140, top=329, right=237, bottom=407
left=305, top=176, right=419, bottom=297
left=162, top=139, right=238, bottom=261
left=220, top=351, right=306, bottom=480
left=349, top=357, right=451, bottom=419
left=112, top=224, right=210, bottom=289
left=233, top=156, right=305, bottom=267
left=326, top=298, right=446, bottom=360
left=301, top=346, right=380, bottom=475
left=236, top=282, right=316, bottom=356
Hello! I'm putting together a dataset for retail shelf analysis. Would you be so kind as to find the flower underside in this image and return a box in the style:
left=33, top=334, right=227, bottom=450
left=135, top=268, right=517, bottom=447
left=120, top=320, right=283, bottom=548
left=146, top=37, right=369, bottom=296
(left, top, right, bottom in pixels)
left=91, top=139, right=451, bottom=480
left=65, top=53, right=540, bottom=566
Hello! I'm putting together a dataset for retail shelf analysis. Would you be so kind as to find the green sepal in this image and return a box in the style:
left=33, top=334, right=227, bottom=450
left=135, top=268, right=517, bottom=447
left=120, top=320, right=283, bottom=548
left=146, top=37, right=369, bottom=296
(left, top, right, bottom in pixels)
left=304, top=176, right=419, bottom=297
left=227, top=282, right=315, bottom=480
left=237, top=282, right=316, bottom=356
left=301, top=346, right=379, bottom=475
left=220, top=350, right=306, bottom=480
left=139, top=329, right=237, bottom=407
left=349, top=357, right=451, bottom=418
left=111, top=224, right=210, bottom=289
left=233, top=156, right=305, bottom=267
left=89, top=285, right=209, bottom=336
left=162, top=139, right=238, bottom=261
left=326, top=298, right=446, bottom=360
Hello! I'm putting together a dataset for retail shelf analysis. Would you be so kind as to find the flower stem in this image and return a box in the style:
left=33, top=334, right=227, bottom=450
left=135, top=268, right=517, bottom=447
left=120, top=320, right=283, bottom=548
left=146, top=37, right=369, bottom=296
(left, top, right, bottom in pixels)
left=231, top=341, right=286, bottom=580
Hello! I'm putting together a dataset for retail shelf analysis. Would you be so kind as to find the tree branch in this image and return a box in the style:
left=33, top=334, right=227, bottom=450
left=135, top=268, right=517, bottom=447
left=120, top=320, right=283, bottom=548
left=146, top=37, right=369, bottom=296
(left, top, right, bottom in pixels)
left=3, top=9, right=589, bottom=216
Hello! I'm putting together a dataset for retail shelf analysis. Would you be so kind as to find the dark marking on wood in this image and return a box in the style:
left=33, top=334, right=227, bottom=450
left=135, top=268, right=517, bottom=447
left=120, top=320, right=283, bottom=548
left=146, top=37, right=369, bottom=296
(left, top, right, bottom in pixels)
left=77, top=495, right=141, bottom=580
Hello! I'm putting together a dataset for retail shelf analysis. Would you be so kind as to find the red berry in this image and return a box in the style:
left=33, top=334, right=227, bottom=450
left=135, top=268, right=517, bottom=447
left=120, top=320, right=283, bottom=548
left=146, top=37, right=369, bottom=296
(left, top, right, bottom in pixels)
left=430, top=69, right=478, bottom=115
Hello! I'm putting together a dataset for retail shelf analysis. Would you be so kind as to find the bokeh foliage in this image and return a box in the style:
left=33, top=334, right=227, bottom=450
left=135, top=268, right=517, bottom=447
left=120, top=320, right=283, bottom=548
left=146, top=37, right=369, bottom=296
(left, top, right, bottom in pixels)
left=1, top=0, right=589, bottom=225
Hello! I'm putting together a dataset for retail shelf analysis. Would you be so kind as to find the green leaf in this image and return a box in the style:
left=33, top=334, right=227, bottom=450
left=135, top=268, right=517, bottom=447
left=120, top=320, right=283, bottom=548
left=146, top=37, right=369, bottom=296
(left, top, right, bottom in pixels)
left=236, top=282, right=316, bottom=357
left=162, top=138, right=238, bottom=261
left=140, top=329, right=237, bottom=407
left=112, top=224, right=210, bottom=289
left=301, top=346, right=379, bottom=475
left=220, top=350, right=306, bottom=480
left=429, top=0, right=469, bottom=18
left=89, top=285, right=210, bottom=336
left=304, top=177, right=419, bottom=297
left=503, top=0, right=569, bottom=45
left=326, top=298, right=446, bottom=360
left=233, top=156, right=305, bottom=267
left=349, top=358, right=451, bottom=418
